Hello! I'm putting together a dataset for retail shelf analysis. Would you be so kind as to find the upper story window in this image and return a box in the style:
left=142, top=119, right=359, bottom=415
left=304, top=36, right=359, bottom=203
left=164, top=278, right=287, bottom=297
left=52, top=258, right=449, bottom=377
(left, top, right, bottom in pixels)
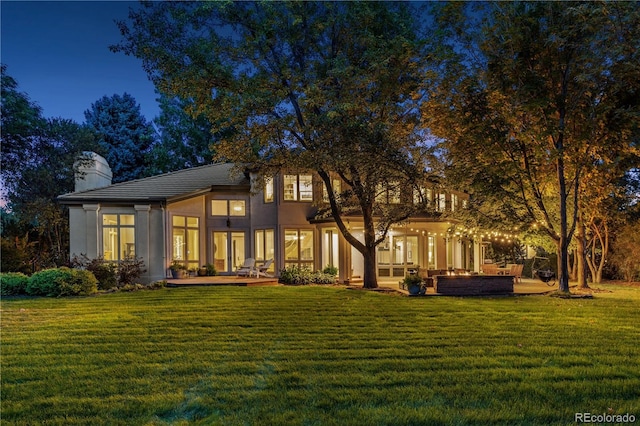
left=413, top=186, right=432, bottom=205
left=212, top=199, right=246, bottom=216
left=264, top=177, right=274, bottom=203
left=376, top=181, right=401, bottom=204
left=284, top=174, right=313, bottom=201
left=102, top=214, right=135, bottom=261
left=451, top=193, right=458, bottom=212
left=435, top=193, right=447, bottom=212
left=322, top=179, right=342, bottom=203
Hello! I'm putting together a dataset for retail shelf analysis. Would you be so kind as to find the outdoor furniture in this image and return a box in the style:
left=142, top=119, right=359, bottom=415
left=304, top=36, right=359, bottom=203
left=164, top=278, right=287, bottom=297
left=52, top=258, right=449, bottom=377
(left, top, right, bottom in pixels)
left=235, top=258, right=256, bottom=277
left=482, top=264, right=498, bottom=275
left=434, top=274, right=514, bottom=295
left=256, top=259, right=274, bottom=278
left=510, top=264, right=524, bottom=283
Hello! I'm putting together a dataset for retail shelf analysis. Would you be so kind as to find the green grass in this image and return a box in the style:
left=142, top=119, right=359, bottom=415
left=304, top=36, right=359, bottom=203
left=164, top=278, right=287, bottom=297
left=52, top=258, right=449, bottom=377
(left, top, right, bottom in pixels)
left=2, top=285, right=639, bottom=425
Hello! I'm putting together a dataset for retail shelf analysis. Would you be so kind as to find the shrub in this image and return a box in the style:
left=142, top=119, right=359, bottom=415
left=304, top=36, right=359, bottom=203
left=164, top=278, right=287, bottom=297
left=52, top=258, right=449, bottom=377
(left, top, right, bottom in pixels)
left=118, top=256, right=147, bottom=286
left=322, top=265, right=338, bottom=276
left=71, top=254, right=118, bottom=290
left=0, top=272, right=29, bottom=296
left=204, top=263, right=217, bottom=276
left=279, top=266, right=337, bottom=285
left=27, top=267, right=98, bottom=297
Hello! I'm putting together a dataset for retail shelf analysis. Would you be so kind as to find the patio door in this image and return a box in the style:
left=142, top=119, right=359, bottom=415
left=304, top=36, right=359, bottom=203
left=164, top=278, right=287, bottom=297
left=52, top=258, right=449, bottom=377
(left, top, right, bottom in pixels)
left=212, top=231, right=245, bottom=274
left=322, top=229, right=339, bottom=273
left=377, top=235, right=419, bottom=278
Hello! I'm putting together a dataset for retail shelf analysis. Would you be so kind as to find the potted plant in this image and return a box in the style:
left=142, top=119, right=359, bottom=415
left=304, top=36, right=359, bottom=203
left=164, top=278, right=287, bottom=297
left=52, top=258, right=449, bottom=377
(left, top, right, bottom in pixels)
left=169, top=261, right=188, bottom=279
left=204, top=263, right=217, bottom=276
left=198, top=266, right=208, bottom=276
left=401, top=274, right=425, bottom=295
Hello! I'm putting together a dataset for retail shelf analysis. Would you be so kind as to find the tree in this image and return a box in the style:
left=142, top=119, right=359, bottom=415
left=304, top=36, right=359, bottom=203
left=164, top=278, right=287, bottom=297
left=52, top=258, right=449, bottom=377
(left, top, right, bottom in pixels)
left=424, top=2, right=640, bottom=292
left=148, top=92, right=217, bottom=174
left=2, top=66, right=103, bottom=270
left=1, top=64, right=46, bottom=196
left=114, top=2, right=433, bottom=288
left=84, top=93, right=155, bottom=183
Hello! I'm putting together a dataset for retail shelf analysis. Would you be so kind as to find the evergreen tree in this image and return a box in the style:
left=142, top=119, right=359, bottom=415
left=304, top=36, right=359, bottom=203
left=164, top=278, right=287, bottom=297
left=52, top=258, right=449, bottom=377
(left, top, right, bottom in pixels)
left=84, top=93, right=155, bottom=183
left=148, top=93, right=216, bottom=174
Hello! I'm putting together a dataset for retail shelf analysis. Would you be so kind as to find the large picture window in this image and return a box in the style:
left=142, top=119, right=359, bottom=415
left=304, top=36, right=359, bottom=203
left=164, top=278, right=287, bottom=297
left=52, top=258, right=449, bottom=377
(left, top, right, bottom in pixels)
left=102, top=214, right=135, bottom=261
left=284, top=229, right=314, bottom=269
left=283, top=174, right=313, bottom=201
left=172, top=216, right=200, bottom=270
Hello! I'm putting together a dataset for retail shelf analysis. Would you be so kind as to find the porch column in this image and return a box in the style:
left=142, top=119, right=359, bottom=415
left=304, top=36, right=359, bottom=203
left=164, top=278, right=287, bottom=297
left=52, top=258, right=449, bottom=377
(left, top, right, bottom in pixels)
left=473, top=238, right=482, bottom=273
left=83, top=204, right=100, bottom=259
left=134, top=205, right=151, bottom=281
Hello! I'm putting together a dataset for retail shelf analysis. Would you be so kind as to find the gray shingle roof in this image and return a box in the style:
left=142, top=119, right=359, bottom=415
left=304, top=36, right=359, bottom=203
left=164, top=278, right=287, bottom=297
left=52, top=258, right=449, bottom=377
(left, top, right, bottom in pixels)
left=58, top=163, right=249, bottom=204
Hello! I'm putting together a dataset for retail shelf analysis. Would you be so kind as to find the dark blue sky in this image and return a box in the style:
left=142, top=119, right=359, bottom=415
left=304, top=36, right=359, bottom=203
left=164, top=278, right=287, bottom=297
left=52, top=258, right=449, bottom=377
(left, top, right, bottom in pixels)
left=1, top=1, right=159, bottom=123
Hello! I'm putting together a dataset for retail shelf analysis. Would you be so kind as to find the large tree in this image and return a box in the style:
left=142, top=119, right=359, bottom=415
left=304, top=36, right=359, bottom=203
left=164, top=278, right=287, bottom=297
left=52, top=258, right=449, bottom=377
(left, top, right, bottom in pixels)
left=424, top=2, right=640, bottom=292
left=148, top=92, right=217, bottom=174
left=114, top=2, right=433, bottom=288
left=84, top=93, right=155, bottom=183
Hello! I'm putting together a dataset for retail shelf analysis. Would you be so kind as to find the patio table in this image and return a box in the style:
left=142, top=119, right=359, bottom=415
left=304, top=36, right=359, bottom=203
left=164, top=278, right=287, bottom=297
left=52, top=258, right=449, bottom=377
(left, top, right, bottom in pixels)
left=496, top=267, right=511, bottom=275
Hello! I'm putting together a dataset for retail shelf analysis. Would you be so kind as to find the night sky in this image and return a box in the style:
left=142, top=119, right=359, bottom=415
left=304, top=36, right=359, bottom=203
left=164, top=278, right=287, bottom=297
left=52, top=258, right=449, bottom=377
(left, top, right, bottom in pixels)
left=1, top=1, right=159, bottom=123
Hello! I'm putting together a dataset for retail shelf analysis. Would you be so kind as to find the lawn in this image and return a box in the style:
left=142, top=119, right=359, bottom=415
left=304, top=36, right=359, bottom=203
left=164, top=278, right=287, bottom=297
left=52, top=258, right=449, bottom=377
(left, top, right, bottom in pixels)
left=2, top=285, right=639, bottom=425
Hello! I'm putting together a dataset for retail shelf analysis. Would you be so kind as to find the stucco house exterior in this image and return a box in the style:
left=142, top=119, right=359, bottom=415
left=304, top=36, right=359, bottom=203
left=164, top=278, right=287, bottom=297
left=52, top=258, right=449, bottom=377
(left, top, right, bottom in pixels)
left=58, top=153, right=481, bottom=284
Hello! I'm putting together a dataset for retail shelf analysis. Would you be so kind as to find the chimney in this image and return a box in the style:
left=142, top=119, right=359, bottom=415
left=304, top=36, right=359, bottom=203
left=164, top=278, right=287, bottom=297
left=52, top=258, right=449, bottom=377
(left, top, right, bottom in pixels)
left=74, top=152, right=113, bottom=192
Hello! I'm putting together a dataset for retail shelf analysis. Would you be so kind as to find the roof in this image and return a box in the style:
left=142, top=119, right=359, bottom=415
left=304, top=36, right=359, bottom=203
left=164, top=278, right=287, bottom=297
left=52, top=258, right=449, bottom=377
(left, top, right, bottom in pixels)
left=58, top=163, right=249, bottom=204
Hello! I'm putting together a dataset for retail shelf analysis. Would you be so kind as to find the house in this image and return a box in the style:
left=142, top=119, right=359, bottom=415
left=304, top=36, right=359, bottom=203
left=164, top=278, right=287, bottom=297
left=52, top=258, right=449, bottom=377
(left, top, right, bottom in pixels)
left=58, top=153, right=482, bottom=284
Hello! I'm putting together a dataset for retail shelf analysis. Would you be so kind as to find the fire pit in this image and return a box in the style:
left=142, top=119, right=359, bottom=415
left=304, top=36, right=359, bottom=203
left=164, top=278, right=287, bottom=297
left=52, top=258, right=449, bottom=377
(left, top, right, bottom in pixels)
left=535, top=269, right=556, bottom=286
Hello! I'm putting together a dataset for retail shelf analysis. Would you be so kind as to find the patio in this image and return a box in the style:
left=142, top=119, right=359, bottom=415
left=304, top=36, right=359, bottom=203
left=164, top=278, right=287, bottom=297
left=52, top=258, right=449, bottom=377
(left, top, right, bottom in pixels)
left=166, top=275, right=280, bottom=287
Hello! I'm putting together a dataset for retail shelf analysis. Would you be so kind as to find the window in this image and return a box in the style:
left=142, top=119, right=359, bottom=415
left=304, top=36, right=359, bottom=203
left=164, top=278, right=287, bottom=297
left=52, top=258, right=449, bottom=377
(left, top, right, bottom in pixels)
left=264, top=177, right=274, bottom=203
left=211, top=200, right=246, bottom=216
left=102, top=214, right=135, bottom=261
left=172, top=216, right=199, bottom=270
left=284, top=229, right=314, bottom=269
left=436, top=193, right=446, bottom=212
left=283, top=174, right=313, bottom=201
left=255, top=229, right=275, bottom=273
left=376, top=181, right=401, bottom=204
left=451, top=194, right=458, bottom=212
left=413, top=186, right=432, bottom=205
left=322, top=179, right=342, bottom=203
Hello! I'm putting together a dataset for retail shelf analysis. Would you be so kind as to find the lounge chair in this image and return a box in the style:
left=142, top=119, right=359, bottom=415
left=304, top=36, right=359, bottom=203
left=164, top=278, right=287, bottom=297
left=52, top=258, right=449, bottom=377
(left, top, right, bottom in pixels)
left=236, top=258, right=256, bottom=277
left=256, top=259, right=274, bottom=278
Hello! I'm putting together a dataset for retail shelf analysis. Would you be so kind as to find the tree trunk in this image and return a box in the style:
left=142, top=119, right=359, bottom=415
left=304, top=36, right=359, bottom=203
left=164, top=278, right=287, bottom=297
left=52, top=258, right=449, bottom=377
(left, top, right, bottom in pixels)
left=576, top=219, right=589, bottom=289
left=569, top=248, right=577, bottom=281
left=362, top=245, right=378, bottom=289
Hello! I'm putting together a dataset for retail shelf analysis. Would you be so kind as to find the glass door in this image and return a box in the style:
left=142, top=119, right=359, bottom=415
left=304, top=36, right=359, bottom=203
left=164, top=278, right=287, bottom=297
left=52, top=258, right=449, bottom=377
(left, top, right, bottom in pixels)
left=212, top=231, right=246, bottom=273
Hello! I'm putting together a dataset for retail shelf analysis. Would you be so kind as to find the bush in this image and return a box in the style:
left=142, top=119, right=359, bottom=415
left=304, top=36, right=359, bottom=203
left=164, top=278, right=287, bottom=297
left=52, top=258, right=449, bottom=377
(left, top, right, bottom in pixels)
left=71, top=254, right=118, bottom=290
left=0, top=272, right=29, bottom=296
left=322, top=265, right=338, bottom=276
left=279, top=266, right=337, bottom=285
left=27, top=267, right=98, bottom=297
left=117, top=256, right=147, bottom=286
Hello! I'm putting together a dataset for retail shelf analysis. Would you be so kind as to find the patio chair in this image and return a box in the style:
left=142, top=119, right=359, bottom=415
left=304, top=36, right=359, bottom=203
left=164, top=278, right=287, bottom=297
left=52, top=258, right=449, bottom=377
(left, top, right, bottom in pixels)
left=235, top=258, right=256, bottom=277
left=510, top=264, right=524, bottom=283
left=482, top=264, right=498, bottom=275
left=256, top=259, right=274, bottom=278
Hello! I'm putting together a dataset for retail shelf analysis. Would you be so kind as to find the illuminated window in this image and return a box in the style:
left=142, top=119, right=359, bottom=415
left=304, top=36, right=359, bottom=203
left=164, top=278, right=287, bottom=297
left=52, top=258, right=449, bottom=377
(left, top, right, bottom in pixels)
left=211, top=200, right=246, bottom=216
left=264, top=177, right=274, bottom=203
left=255, top=229, right=275, bottom=273
left=172, top=215, right=199, bottom=270
left=283, top=174, right=313, bottom=201
left=322, top=179, right=342, bottom=203
left=102, top=214, right=135, bottom=261
left=284, top=229, right=314, bottom=269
